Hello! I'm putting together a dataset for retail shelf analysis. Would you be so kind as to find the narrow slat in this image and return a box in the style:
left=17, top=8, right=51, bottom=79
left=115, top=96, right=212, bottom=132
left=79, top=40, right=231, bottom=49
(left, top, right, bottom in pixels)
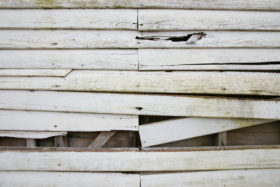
left=88, top=131, right=116, bottom=148
left=26, top=139, right=36, bottom=148
left=1, top=71, right=279, bottom=96
left=139, top=118, right=274, bottom=147
left=0, top=148, right=279, bottom=171
left=0, top=110, right=138, bottom=131
left=0, top=9, right=137, bottom=30
left=0, top=90, right=279, bottom=119
left=0, top=69, right=71, bottom=77
left=0, top=131, right=66, bottom=139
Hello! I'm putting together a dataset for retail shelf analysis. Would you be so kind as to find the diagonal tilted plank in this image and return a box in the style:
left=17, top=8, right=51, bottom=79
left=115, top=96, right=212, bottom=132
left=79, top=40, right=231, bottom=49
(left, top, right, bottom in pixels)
left=88, top=131, right=116, bottom=148
left=139, top=118, right=276, bottom=147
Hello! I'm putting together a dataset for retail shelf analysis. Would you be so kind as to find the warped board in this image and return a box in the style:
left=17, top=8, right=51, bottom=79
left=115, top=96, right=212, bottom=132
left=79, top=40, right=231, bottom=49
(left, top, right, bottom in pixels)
left=0, top=171, right=140, bottom=187
left=0, top=9, right=137, bottom=30
left=0, top=0, right=279, bottom=10
left=0, top=110, right=138, bottom=131
left=0, top=69, right=71, bottom=77
left=0, top=90, right=279, bottom=119
left=139, top=49, right=280, bottom=70
left=1, top=71, right=279, bottom=96
left=141, top=169, right=280, bottom=187
left=1, top=30, right=280, bottom=49
left=0, top=131, right=66, bottom=139
left=0, top=148, right=279, bottom=171
left=139, top=10, right=280, bottom=31
left=0, top=50, right=138, bottom=70
left=139, top=118, right=275, bottom=147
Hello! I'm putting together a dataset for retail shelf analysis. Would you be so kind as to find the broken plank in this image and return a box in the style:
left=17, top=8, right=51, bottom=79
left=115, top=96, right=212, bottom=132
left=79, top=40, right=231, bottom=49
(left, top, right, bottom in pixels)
left=139, top=118, right=275, bottom=147
left=216, top=132, right=227, bottom=146
left=0, top=50, right=138, bottom=70
left=139, top=49, right=280, bottom=70
left=141, top=169, right=280, bottom=187
left=139, top=10, right=280, bottom=31
left=0, top=110, right=138, bottom=131
left=26, top=139, right=36, bottom=148
left=0, top=147, right=279, bottom=171
left=1, top=30, right=280, bottom=49
left=0, top=69, right=71, bottom=77
left=0, top=171, right=140, bottom=187
left=1, top=71, right=280, bottom=96
left=0, top=9, right=137, bottom=30
left=88, top=131, right=116, bottom=148
left=0, top=131, right=66, bottom=139
left=0, top=90, right=280, bottom=119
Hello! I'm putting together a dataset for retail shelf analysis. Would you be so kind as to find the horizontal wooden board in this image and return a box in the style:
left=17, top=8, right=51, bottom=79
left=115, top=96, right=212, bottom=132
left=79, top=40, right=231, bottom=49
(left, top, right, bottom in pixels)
left=0, top=9, right=137, bottom=30
left=1, top=71, right=279, bottom=96
left=0, top=148, right=279, bottom=171
left=139, top=49, right=280, bottom=70
left=139, top=118, right=275, bottom=147
left=0, top=90, right=279, bottom=119
left=0, top=50, right=138, bottom=70
left=141, top=169, right=280, bottom=187
left=0, top=69, right=71, bottom=77
left=0, top=0, right=279, bottom=10
left=1, top=30, right=280, bottom=49
left=0, top=110, right=138, bottom=131
left=0, top=131, right=66, bottom=139
left=139, top=10, right=280, bottom=31
left=0, top=171, right=140, bottom=187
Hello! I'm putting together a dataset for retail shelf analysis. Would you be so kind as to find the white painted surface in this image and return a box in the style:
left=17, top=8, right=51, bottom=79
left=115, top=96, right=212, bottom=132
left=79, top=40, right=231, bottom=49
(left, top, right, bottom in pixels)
left=0, top=69, right=71, bottom=77
left=141, top=169, right=280, bottom=187
left=0, top=148, right=279, bottom=171
left=0, top=110, right=138, bottom=131
left=0, top=90, right=279, bottom=119
left=139, top=118, right=275, bottom=147
left=0, top=171, right=140, bottom=187
left=0, top=131, right=66, bottom=139
left=0, top=50, right=138, bottom=70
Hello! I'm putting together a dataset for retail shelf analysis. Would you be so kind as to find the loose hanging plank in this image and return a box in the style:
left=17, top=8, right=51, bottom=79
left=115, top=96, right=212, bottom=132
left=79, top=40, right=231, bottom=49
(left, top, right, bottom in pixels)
left=139, top=10, right=280, bottom=31
left=139, top=49, right=280, bottom=71
left=0, top=50, right=138, bottom=70
left=1, top=71, right=279, bottom=96
left=0, top=9, right=137, bottom=30
left=0, top=90, right=279, bottom=119
left=0, top=171, right=140, bottom=187
left=0, top=69, right=71, bottom=77
left=0, top=131, right=66, bottom=139
left=0, top=148, right=279, bottom=171
left=0, top=0, right=279, bottom=10
left=139, top=118, right=275, bottom=147
left=0, top=110, right=138, bottom=131
left=141, top=169, right=280, bottom=187
left=88, top=131, right=117, bottom=148
left=1, top=30, right=280, bottom=49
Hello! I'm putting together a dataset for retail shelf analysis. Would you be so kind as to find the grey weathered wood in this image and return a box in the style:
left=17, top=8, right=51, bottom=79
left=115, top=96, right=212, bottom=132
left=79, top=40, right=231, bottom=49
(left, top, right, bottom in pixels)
left=54, top=136, right=67, bottom=147
left=216, top=132, right=227, bottom=146
left=88, top=131, right=116, bottom=148
left=26, top=139, right=36, bottom=148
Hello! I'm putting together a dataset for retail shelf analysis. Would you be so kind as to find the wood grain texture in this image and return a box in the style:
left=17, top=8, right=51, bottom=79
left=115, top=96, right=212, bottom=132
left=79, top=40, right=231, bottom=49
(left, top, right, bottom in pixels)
left=1, top=71, right=279, bottom=96
left=0, top=90, right=279, bottom=119
left=139, top=10, right=280, bottom=31
left=0, top=131, right=66, bottom=139
left=139, top=118, right=275, bottom=147
left=88, top=131, right=116, bottom=148
left=0, top=148, right=279, bottom=171
left=0, top=69, right=71, bottom=77
left=0, top=9, right=137, bottom=30
left=1, top=30, right=280, bottom=49
left=139, top=49, right=280, bottom=70
left=0, top=0, right=279, bottom=10
left=0, top=110, right=138, bottom=131
left=0, top=171, right=140, bottom=187
left=0, top=50, right=138, bottom=70
left=141, top=169, right=280, bottom=187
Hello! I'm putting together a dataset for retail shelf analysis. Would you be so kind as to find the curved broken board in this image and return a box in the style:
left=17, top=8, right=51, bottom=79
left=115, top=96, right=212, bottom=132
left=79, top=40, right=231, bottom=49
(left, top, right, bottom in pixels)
left=0, top=90, right=280, bottom=119
left=0, top=131, right=66, bottom=139
left=0, top=69, right=71, bottom=77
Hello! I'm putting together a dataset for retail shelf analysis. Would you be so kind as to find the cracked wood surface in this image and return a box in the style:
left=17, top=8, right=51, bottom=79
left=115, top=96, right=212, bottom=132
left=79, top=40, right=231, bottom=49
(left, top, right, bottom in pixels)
left=0, top=69, right=71, bottom=77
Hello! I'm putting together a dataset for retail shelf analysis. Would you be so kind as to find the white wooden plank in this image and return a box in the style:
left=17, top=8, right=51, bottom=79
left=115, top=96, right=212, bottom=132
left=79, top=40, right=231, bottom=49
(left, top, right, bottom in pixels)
left=141, top=169, right=280, bottom=187
left=0, top=0, right=279, bottom=10
left=0, top=131, right=66, bottom=139
left=1, top=71, right=279, bottom=96
left=0, top=69, right=71, bottom=77
left=0, top=50, right=138, bottom=70
left=0, top=110, right=138, bottom=131
left=0, top=148, right=279, bottom=171
left=139, top=49, right=280, bottom=70
left=139, top=10, right=280, bottom=31
left=0, top=90, right=279, bottom=119
left=1, top=30, right=280, bottom=49
left=139, top=118, right=275, bottom=147
left=0, top=171, right=140, bottom=187
left=0, top=9, right=137, bottom=30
